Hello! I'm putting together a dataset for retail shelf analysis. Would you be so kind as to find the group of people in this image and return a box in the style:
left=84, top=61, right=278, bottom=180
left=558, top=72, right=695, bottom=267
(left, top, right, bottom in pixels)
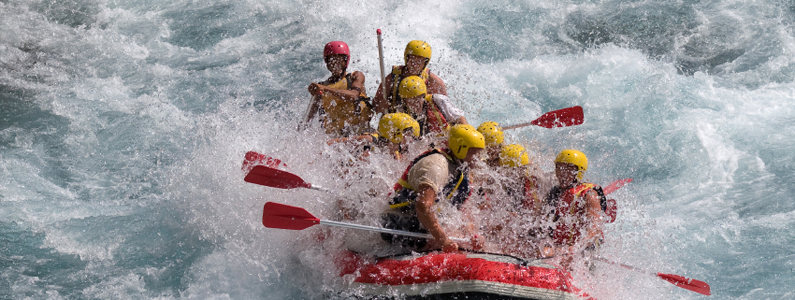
left=302, top=40, right=465, bottom=143
left=301, top=40, right=617, bottom=266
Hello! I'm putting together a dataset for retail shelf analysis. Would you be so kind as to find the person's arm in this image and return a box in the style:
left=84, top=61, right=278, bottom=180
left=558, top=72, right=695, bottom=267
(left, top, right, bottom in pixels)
left=427, top=72, right=447, bottom=95
left=583, top=189, right=604, bottom=244
left=302, top=94, right=322, bottom=128
left=415, top=184, right=458, bottom=253
left=372, top=73, right=394, bottom=114
left=308, top=71, right=366, bottom=101
left=431, top=94, right=468, bottom=125
left=525, top=174, right=543, bottom=212
left=557, top=190, right=604, bottom=256
left=308, top=82, right=361, bottom=102
left=349, top=71, right=366, bottom=96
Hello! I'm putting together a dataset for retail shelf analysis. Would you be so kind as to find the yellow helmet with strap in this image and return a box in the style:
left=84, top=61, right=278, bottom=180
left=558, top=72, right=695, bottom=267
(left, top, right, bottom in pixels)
left=555, top=149, right=588, bottom=180
left=477, top=121, right=504, bottom=147
left=500, top=144, right=529, bottom=167
left=448, top=124, right=485, bottom=160
left=404, top=40, right=432, bottom=64
left=378, top=113, right=420, bottom=144
left=398, top=76, right=427, bottom=99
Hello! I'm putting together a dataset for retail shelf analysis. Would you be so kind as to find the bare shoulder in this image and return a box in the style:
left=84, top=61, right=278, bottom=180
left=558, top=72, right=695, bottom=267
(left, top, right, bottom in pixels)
left=427, top=72, right=447, bottom=95
left=414, top=153, right=447, bottom=168
left=408, top=153, right=450, bottom=193
left=410, top=154, right=450, bottom=179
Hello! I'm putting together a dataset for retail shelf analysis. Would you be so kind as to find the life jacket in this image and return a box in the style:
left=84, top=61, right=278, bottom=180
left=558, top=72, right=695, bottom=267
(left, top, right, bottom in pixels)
left=551, top=183, right=607, bottom=246
left=418, top=95, right=451, bottom=135
left=388, top=65, right=430, bottom=113
left=519, top=171, right=540, bottom=210
left=387, top=66, right=449, bottom=135
left=318, top=73, right=373, bottom=137
left=389, top=148, right=470, bottom=211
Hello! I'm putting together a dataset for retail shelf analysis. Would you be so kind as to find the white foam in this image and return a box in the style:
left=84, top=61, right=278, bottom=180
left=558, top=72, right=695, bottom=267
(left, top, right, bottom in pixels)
left=4, top=0, right=795, bottom=298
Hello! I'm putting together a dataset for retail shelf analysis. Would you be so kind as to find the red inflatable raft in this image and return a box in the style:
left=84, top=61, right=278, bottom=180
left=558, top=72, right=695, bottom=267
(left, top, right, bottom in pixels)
left=338, top=251, right=590, bottom=300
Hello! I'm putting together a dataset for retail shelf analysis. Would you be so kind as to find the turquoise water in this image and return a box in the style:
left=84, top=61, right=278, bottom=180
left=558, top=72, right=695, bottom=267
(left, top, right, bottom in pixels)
left=2, top=0, right=795, bottom=298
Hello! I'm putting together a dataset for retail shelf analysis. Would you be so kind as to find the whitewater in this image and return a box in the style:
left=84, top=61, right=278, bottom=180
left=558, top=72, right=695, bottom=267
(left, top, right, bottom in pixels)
left=2, top=0, right=794, bottom=298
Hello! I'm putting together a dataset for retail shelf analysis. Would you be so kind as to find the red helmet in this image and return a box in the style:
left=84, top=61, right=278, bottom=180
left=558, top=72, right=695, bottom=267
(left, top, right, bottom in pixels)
left=323, top=41, right=350, bottom=68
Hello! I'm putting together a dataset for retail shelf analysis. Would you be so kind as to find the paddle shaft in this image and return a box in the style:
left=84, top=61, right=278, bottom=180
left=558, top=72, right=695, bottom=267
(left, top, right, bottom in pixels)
left=377, top=29, right=387, bottom=101
left=502, top=122, right=536, bottom=130
left=262, top=202, right=468, bottom=242
left=594, top=257, right=711, bottom=295
left=594, top=257, right=654, bottom=275
left=309, top=185, right=329, bottom=192
left=320, top=219, right=467, bottom=243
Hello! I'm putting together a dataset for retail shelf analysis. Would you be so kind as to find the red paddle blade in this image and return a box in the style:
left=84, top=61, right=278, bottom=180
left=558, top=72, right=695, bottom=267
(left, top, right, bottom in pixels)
left=262, top=202, right=321, bottom=230
left=603, top=178, right=633, bottom=195
left=657, top=273, right=711, bottom=295
left=242, top=151, right=285, bottom=172
left=244, top=165, right=312, bottom=189
left=530, top=106, right=584, bottom=128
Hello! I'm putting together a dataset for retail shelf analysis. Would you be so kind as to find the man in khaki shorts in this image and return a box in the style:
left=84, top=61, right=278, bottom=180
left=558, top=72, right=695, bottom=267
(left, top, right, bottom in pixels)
left=382, top=124, right=485, bottom=253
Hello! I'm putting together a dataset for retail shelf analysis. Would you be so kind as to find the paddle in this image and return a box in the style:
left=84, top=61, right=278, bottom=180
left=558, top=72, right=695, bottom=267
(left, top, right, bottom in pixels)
left=243, top=151, right=286, bottom=172
left=262, top=202, right=467, bottom=242
left=377, top=29, right=387, bottom=100
left=594, top=257, right=711, bottom=295
left=502, top=106, right=584, bottom=130
left=596, top=179, right=710, bottom=295
left=244, top=165, right=329, bottom=192
left=603, top=178, right=633, bottom=195
left=260, top=180, right=708, bottom=295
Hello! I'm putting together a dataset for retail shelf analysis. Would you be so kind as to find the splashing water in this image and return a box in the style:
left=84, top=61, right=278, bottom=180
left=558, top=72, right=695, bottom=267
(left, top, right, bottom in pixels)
left=2, top=0, right=795, bottom=298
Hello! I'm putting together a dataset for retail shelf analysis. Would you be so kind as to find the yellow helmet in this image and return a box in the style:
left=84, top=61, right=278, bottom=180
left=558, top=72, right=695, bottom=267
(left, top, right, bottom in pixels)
left=398, top=76, right=427, bottom=99
left=378, top=113, right=420, bottom=144
left=477, top=121, right=504, bottom=147
left=448, top=124, right=485, bottom=160
left=499, top=144, right=529, bottom=168
left=404, top=40, right=432, bottom=64
left=555, top=149, right=588, bottom=180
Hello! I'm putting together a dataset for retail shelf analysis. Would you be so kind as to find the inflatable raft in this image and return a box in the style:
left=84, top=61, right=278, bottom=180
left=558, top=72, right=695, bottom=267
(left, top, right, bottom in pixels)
left=338, top=251, right=589, bottom=300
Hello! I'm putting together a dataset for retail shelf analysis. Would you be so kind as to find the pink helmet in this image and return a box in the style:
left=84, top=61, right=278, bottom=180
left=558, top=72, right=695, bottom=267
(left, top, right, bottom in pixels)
left=323, top=41, right=350, bottom=68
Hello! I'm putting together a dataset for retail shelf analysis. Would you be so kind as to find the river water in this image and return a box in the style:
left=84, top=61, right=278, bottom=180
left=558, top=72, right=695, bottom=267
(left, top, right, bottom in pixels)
left=2, top=0, right=794, bottom=299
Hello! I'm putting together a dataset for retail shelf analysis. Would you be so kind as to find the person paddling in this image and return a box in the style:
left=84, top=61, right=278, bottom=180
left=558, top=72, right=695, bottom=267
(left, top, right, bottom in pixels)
left=372, top=40, right=448, bottom=115
left=326, top=113, right=421, bottom=160
left=474, top=144, right=551, bottom=258
left=381, top=124, right=485, bottom=253
left=477, top=121, right=505, bottom=167
left=544, top=150, right=615, bottom=266
left=303, top=41, right=373, bottom=137
left=498, top=144, right=541, bottom=210
left=392, top=76, right=467, bottom=136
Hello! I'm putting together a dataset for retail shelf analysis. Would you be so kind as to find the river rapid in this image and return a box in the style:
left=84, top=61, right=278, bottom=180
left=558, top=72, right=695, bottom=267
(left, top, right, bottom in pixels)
left=2, top=0, right=795, bottom=299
